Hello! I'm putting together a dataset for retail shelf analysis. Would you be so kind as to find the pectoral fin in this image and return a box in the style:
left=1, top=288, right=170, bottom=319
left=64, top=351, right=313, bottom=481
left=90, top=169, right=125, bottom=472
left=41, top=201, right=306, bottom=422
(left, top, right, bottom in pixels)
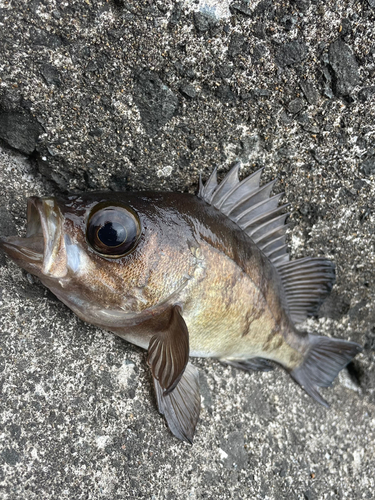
left=153, top=362, right=201, bottom=444
left=146, top=305, right=189, bottom=394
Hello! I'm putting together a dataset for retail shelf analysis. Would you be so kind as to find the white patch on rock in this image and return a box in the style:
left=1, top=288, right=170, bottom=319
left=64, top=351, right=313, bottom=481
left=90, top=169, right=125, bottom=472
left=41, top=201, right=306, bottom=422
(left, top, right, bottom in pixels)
left=184, top=0, right=262, bottom=19
left=34, top=383, right=48, bottom=398
left=156, top=165, right=173, bottom=178
left=117, top=360, right=136, bottom=388
left=184, top=0, right=232, bottom=19
left=290, top=231, right=305, bottom=252
left=94, top=467, right=118, bottom=495
left=352, top=449, right=363, bottom=471
left=218, top=447, right=228, bottom=460
left=95, top=435, right=111, bottom=450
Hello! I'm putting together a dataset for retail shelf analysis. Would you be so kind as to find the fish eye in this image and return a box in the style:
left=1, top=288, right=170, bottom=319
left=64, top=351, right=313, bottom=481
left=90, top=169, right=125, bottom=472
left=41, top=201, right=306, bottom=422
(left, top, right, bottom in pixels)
left=87, top=204, right=141, bottom=258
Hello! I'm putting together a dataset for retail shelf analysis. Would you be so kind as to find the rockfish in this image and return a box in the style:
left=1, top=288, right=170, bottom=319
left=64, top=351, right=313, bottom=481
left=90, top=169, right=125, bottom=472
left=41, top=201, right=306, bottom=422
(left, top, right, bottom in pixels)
left=0, top=164, right=362, bottom=442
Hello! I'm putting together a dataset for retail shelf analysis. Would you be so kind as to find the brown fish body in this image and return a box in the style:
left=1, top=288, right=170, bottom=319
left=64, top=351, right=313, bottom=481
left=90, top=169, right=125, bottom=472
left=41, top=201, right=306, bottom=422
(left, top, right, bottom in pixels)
left=52, top=191, right=304, bottom=368
left=0, top=165, right=362, bottom=443
left=140, top=194, right=305, bottom=368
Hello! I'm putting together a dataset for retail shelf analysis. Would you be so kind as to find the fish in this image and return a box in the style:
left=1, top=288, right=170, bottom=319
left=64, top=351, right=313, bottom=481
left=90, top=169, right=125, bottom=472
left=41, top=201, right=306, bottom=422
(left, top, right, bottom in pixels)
left=0, top=163, right=362, bottom=443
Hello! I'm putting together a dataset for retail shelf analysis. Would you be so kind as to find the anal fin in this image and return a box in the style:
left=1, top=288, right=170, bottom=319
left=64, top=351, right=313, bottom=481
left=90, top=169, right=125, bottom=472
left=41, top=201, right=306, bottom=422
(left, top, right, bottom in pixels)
left=153, top=362, right=201, bottom=444
left=221, top=357, right=274, bottom=372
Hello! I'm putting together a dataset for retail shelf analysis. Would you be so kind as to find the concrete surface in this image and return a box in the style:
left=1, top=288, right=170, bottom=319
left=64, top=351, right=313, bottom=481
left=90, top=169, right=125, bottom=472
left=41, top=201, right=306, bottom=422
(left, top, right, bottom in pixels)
left=0, top=0, right=374, bottom=499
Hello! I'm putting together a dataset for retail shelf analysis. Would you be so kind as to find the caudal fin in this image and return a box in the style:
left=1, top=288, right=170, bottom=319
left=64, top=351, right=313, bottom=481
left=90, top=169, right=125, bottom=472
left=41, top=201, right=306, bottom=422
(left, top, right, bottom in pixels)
left=290, top=334, right=362, bottom=407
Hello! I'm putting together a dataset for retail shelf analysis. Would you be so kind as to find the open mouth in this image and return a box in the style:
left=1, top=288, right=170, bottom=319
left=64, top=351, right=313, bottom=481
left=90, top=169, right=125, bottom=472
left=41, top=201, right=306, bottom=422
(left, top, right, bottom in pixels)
left=0, top=197, right=65, bottom=276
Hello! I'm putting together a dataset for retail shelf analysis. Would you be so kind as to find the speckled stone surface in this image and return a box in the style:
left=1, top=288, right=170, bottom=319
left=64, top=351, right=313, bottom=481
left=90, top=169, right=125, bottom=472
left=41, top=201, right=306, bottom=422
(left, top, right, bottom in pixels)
left=0, top=1, right=374, bottom=499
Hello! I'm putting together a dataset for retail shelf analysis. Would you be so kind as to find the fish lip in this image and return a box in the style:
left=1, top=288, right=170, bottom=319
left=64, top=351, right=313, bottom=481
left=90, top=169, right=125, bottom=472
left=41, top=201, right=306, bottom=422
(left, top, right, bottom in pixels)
left=0, top=197, right=66, bottom=277
left=0, top=234, right=44, bottom=265
left=0, top=198, right=44, bottom=265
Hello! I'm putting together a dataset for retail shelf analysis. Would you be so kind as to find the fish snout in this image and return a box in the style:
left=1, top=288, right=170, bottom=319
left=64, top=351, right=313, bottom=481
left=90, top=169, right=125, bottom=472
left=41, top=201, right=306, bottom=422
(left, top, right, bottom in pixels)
left=29, top=196, right=68, bottom=278
left=0, top=197, right=68, bottom=278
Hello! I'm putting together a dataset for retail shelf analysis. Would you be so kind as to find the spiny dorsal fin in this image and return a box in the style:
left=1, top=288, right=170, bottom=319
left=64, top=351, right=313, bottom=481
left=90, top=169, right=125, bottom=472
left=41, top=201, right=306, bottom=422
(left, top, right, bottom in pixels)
left=198, top=163, right=290, bottom=267
left=200, top=167, right=218, bottom=203
left=198, top=165, right=336, bottom=324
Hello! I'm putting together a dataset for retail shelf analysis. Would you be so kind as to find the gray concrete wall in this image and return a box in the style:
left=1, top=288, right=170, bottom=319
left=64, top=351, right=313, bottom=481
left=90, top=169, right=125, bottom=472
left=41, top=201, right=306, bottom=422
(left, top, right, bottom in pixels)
left=0, top=1, right=374, bottom=498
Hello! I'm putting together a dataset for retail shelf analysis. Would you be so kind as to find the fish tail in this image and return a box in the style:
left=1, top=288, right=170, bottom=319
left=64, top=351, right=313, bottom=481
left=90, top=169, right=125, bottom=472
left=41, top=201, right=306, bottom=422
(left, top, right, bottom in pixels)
left=290, top=334, right=362, bottom=406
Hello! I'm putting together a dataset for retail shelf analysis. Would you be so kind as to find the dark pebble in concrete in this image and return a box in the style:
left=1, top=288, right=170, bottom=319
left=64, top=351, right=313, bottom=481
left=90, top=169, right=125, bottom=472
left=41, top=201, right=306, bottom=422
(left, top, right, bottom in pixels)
left=328, top=39, right=360, bottom=98
left=0, top=112, right=42, bottom=155
left=133, top=70, right=179, bottom=137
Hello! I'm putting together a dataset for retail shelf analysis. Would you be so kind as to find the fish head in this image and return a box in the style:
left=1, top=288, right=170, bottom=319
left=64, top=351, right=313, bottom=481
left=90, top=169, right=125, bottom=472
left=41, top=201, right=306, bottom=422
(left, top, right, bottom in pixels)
left=0, top=192, right=200, bottom=327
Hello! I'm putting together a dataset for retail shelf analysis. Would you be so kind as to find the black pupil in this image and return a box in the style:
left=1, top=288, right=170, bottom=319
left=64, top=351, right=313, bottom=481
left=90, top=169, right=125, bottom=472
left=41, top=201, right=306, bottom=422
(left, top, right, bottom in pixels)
left=98, top=222, right=127, bottom=247
left=87, top=205, right=140, bottom=257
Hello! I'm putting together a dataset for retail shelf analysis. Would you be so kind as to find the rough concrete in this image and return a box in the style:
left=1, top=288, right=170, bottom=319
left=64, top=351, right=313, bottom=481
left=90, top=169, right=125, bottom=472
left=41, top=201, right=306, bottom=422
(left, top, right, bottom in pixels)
left=0, top=0, right=374, bottom=499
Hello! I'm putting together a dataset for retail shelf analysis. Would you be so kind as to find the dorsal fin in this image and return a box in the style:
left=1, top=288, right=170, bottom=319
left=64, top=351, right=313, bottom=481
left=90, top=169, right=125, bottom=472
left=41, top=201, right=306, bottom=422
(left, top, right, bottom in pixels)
left=198, top=163, right=290, bottom=267
left=199, top=167, right=218, bottom=203
left=277, top=258, right=336, bottom=324
left=198, top=165, right=336, bottom=324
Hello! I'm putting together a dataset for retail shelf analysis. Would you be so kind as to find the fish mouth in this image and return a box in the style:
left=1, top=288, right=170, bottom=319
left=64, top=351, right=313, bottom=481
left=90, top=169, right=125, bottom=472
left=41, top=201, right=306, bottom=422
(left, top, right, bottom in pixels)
left=0, top=197, right=66, bottom=277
